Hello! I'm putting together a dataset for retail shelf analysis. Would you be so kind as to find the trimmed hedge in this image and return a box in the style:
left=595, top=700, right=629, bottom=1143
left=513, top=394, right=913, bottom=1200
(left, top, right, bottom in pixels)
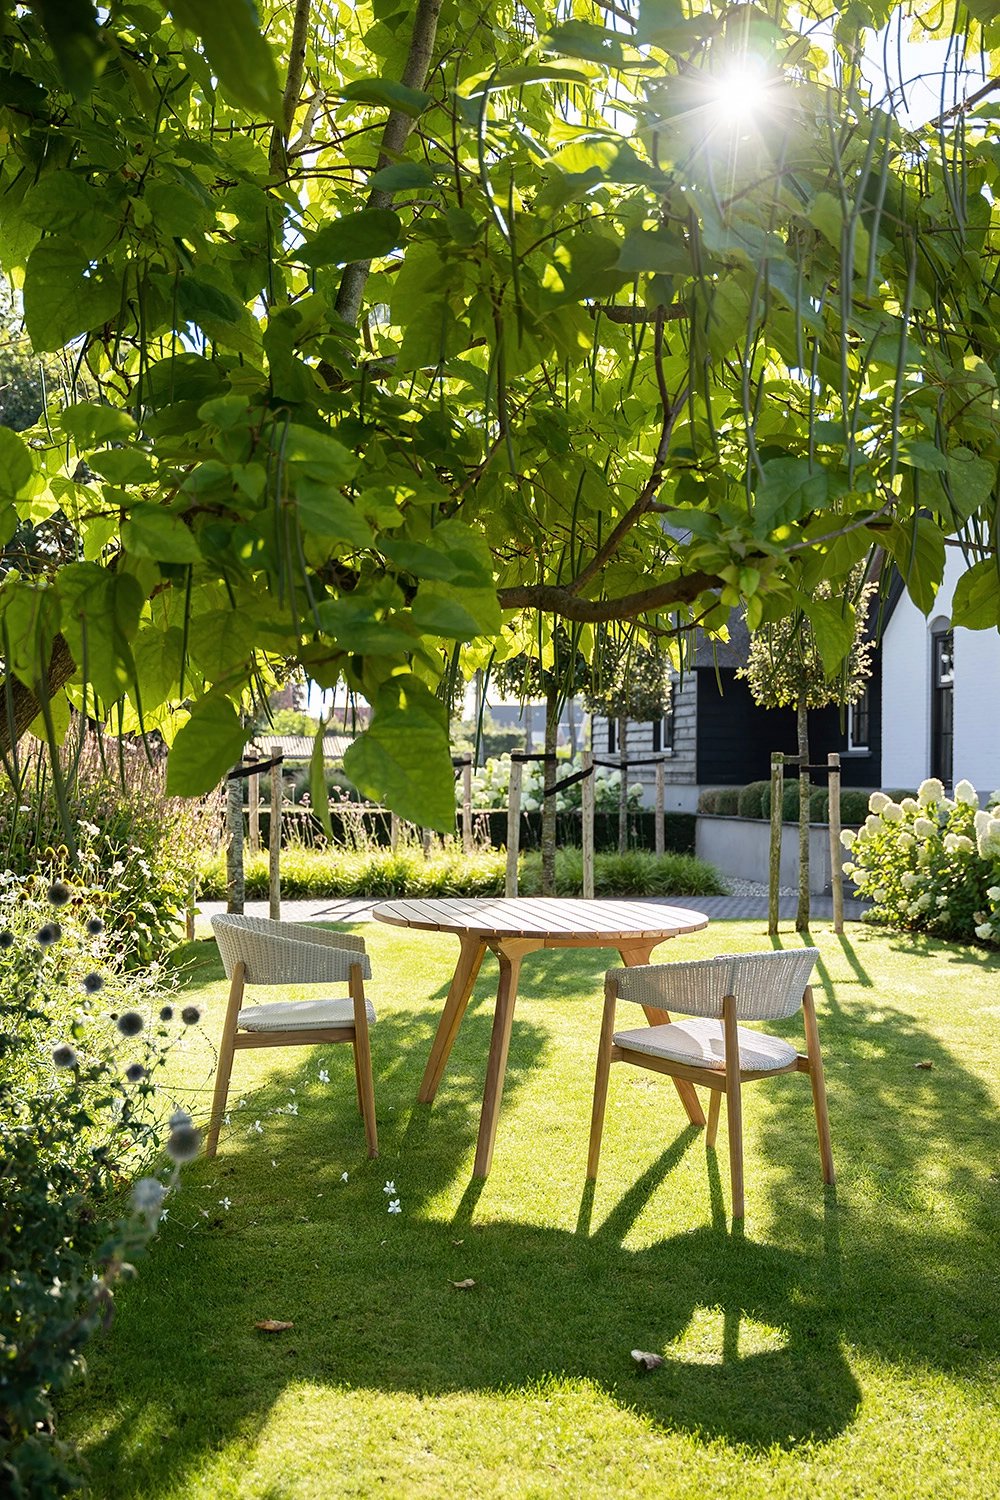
left=699, top=782, right=915, bottom=826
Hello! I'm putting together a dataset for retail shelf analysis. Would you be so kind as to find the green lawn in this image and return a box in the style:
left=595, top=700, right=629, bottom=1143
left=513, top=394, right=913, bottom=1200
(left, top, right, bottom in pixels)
left=62, top=919, right=1000, bottom=1499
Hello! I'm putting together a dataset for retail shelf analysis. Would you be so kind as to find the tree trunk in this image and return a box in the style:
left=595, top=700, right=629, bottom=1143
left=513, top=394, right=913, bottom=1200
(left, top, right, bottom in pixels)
left=796, top=697, right=810, bottom=932
left=618, top=713, right=628, bottom=854
left=540, top=686, right=559, bottom=896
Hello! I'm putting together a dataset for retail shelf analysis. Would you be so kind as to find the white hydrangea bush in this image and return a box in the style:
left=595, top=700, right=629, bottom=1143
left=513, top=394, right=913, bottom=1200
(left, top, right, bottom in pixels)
left=842, top=778, right=1000, bottom=945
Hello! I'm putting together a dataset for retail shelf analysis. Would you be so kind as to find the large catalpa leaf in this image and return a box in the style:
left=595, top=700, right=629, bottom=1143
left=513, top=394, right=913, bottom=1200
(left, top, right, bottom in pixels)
left=166, top=694, right=248, bottom=797
left=343, top=675, right=454, bottom=832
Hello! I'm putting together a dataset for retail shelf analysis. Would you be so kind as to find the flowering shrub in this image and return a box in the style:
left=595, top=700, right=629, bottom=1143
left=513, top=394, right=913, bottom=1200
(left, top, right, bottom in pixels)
left=464, top=754, right=643, bottom=815
left=0, top=879, right=200, bottom=1496
left=842, top=778, right=1000, bottom=945
left=2, top=739, right=212, bottom=962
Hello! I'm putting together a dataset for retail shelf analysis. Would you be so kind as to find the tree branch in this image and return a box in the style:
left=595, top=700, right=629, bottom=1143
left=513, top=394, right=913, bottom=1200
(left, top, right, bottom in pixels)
left=0, top=633, right=76, bottom=758
left=929, top=75, right=1000, bottom=129
left=269, top=0, right=312, bottom=174
left=496, top=571, right=719, bottom=623
left=334, top=0, right=443, bottom=327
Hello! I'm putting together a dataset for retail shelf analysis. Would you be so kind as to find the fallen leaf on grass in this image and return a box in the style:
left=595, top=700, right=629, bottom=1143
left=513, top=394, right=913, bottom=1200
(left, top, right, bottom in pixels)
left=914, top=1060, right=934, bottom=1070
left=450, top=1279, right=476, bottom=1290
left=631, top=1349, right=664, bottom=1372
left=452, top=1238, right=464, bottom=1245
left=255, top=1320, right=294, bottom=1333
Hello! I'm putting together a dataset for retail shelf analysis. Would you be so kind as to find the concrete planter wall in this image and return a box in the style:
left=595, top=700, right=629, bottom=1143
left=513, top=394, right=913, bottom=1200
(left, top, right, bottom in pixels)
left=696, top=814, right=855, bottom=896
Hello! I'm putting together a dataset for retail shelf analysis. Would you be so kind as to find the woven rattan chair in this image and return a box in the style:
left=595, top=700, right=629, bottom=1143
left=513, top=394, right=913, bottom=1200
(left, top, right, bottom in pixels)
left=208, top=915, right=377, bottom=1159
left=588, top=948, right=833, bottom=1218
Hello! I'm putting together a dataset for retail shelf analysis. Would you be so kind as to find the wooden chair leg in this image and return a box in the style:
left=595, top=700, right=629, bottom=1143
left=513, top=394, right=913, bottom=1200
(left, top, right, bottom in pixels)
left=706, top=1087, right=722, bottom=1149
left=588, top=977, right=619, bottom=1181
left=722, top=996, right=744, bottom=1219
left=353, top=1042, right=364, bottom=1116
left=802, top=986, right=835, bottom=1185
left=350, top=965, right=378, bottom=1158
left=206, top=962, right=245, bottom=1159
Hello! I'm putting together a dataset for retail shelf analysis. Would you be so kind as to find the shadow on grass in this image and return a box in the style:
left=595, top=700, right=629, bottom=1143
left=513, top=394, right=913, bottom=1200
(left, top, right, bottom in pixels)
left=64, top=925, right=1000, bottom=1492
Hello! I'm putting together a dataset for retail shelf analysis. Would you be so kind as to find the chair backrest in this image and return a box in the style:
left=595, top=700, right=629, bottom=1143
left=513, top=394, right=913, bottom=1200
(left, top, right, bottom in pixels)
left=211, top=914, right=370, bottom=986
left=614, top=948, right=819, bottom=1022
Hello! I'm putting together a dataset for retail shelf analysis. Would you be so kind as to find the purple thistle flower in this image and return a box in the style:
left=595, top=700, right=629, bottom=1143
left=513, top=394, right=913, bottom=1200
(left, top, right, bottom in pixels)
left=125, top=1062, right=147, bottom=1083
left=36, top=924, right=58, bottom=947
left=0, top=930, right=13, bottom=949
left=116, top=1011, right=144, bottom=1037
left=52, top=1043, right=79, bottom=1069
left=166, top=1124, right=201, bottom=1163
left=159, top=1005, right=174, bottom=1021
left=86, top=917, right=105, bottom=936
left=82, top=972, right=104, bottom=994
left=180, top=1005, right=201, bottom=1026
left=48, top=881, right=71, bottom=907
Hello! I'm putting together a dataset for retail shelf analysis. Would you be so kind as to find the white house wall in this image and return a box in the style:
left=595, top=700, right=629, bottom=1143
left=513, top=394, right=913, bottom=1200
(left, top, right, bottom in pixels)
left=881, top=551, right=1000, bottom=795
left=591, top=671, right=699, bottom=811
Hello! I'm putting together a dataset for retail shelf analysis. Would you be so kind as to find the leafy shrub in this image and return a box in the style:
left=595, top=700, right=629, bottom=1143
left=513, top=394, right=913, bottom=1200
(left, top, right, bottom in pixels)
left=839, top=789, right=870, bottom=826
left=810, top=787, right=829, bottom=822
left=197, top=844, right=724, bottom=900
left=715, top=788, right=741, bottom=816
left=843, top=779, right=1000, bottom=945
left=737, top=781, right=769, bottom=819
left=697, top=788, right=721, bottom=814
left=3, top=741, right=212, bottom=961
left=0, top=877, right=200, bottom=1495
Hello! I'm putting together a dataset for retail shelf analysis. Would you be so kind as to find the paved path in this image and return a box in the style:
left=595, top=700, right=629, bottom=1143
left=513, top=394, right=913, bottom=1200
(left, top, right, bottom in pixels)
left=196, top=892, right=867, bottom=928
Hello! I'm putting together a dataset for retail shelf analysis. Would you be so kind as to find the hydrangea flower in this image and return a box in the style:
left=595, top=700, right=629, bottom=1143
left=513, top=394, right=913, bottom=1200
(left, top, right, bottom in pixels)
left=840, top=830, right=855, bottom=849
left=954, top=779, right=979, bottom=806
left=881, top=803, right=903, bottom=823
left=988, top=886, right=1000, bottom=902
left=900, top=798, right=919, bottom=813
left=914, top=818, right=936, bottom=841
left=898, top=832, right=915, bottom=850
left=918, top=778, right=945, bottom=807
left=975, top=923, right=994, bottom=940
left=868, top=791, right=890, bottom=814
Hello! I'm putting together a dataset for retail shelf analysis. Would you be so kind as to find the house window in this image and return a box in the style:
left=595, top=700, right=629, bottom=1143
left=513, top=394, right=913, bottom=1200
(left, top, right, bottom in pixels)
left=652, top=711, right=674, bottom=753
left=849, top=686, right=871, bottom=752
left=931, top=628, right=954, bottom=786
left=607, top=719, right=616, bottom=754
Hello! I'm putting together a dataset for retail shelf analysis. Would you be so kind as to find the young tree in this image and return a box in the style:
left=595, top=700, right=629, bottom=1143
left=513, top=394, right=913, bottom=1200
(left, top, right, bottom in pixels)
left=1, top=3, right=999, bottom=839
left=493, top=627, right=589, bottom=895
left=584, top=643, right=673, bottom=854
left=739, top=573, right=876, bottom=929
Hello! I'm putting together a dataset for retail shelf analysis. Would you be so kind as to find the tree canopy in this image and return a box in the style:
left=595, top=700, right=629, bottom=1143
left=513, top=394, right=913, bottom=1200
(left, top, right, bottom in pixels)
left=2, top=1, right=999, bottom=835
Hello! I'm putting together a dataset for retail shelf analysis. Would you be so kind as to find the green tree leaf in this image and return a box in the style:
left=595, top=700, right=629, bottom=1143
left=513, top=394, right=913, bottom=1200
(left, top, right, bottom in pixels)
left=123, top=506, right=203, bottom=564
left=296, top=210, right=403, bottom=268
left=952, top=559, right=1000, bottom=630
left=168, top=0, right=282, bottom=118
left=166, top=694, right=248, bottom=796
left=0, top=427, right=33, bottom=500
left=23, top=243, right=122, bottom=353
left=342, top=676, right=454, bottom=831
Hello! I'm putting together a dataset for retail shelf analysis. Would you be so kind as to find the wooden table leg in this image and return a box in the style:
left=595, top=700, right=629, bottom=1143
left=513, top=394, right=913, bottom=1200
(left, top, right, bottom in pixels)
left=419, top=935, right=487, bottom=1103
left=473, top=938, right=539, bottom=1178
left=617, top=942, right=707, bottom=1128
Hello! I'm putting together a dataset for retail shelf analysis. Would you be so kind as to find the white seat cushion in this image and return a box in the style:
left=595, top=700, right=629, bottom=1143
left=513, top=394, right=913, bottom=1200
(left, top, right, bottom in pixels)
left=238, top=997, right=376, bottom=1033
left=614, top=1017, right=797, bottom=1072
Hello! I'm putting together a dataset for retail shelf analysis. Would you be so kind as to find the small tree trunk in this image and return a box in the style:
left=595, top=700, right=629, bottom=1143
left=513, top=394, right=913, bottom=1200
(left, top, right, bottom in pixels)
left=796, top=698, right=810, bottom=932
left=541, top=687, right=559, bottom=895
left=618, top=713, right=628, bottom=854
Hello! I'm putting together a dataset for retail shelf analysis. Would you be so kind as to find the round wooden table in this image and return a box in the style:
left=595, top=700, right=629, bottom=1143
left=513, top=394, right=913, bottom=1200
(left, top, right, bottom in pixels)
left=372, top=897, right=709, bottom=1177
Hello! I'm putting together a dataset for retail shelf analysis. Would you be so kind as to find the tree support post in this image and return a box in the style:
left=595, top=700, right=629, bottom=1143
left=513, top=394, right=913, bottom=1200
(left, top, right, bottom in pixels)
left=582, top=749, right=595, bottom=900
left=828, top=751, right=844, bottom=934
left=505, top=757, right=522, bottom=897
left=461, top=756, right=473, bottom=855
left=768, top=753, right=783, bottom=936
left=247, top=750, right=260, bottom=852
left=269, top=757, right=283, bottom=921
left=655, top=760, right=665, bottom=858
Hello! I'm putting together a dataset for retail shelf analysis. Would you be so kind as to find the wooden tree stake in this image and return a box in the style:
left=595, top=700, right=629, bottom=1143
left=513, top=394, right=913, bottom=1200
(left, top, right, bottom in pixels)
left=461, top=757, right=473, bottom=854
left=582, top=749, right=595, bottom=899
left=828, top=751, right=844, bottom=934
left=226, top=770, right=245, bottom=915
left=505, top=757, right=522, bottom=897
left=654, top=760, right=665, bottom=857
left=768, top=752, right=783, bottom=936
left=269, top=758, right=282, bottom=920
left=248, top=750, right=260, bottom=852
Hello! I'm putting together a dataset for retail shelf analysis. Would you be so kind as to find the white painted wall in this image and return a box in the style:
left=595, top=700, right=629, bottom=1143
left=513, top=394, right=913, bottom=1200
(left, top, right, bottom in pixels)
left=881, top=551, right=1000, bottom=795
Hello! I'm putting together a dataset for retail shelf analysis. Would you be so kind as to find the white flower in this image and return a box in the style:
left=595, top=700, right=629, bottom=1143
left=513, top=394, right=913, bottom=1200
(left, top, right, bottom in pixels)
left=975, top=923, right=994, bottom=940
left=840, top=829, right=856, bottom=849
left=843, top=863, right=856, bottom=877
left=318, top=1069, right=330, bottom=1084
left=936, top=895, right=949, bottom=908
left=954, top=779, right=979, bottom=807
left=881, top=803, right=903, bottom=823
left=855, top=826, right=870, bottom=844
left=873, top=887, right=888, bottom=902
left=900, top=798, right=919, bottom=813
left=219, top=1197, right=232, bottom=1210
left=955, top=836, right=974, bottom=854
left=868, top=791, right=890, bottom=814
left=943, top=834, right=960, bottom=852
left=383, top=1180, right=396, bottom=1195
left=898, top=832, right=915, bottom=850
left=918, top=778, right=945, bottom=807
left=341, top=1171, right=349, bottom=1182
left=987, top=886, right=1000, bottom=902
left=250, top=1120, right=263, bottom=1134
left=387, top=1198, right=401, bottom=1214
left=914, top=818, right=936, bottom=840
left=975, top=809, right=992, bottom=837
left=902, top=872, right=916, bottom=890
left=865, top=814, right=881, bottom=833
left=917, top=891, right=932, bottom=909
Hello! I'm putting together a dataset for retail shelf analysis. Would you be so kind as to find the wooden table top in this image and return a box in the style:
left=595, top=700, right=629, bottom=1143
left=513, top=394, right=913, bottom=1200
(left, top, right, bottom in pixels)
left=371, top=896, right=709, bottom=944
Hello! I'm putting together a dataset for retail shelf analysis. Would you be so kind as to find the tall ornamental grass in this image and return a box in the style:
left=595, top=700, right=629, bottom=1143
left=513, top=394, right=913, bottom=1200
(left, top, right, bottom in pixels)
left=843, top=778, right=1000, bottom=946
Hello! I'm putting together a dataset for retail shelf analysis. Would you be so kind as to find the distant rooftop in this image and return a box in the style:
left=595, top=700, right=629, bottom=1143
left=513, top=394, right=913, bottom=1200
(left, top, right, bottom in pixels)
left=250, top=733, right=354, bottom=762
